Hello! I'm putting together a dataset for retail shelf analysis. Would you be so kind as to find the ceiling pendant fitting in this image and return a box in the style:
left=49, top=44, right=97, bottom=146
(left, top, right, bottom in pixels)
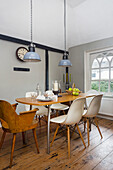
left=58, top=0, right=72, bottom=67
left=24, top=0, right=41, bottom=62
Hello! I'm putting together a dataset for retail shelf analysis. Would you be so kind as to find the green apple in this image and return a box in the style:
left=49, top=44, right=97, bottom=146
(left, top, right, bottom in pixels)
left=73, top=88, right=76, bottom=92
left=75, top=88, right=80, bottom=92
left=73, top=92, right=79, bottom=96
left=72, top=92, right=76, bottom=95
left=69, top=88, right=72, bottom=91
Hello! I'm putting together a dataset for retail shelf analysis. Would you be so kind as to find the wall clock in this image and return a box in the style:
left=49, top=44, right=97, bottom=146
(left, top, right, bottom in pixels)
left=16, top=47, right=28, bottom=61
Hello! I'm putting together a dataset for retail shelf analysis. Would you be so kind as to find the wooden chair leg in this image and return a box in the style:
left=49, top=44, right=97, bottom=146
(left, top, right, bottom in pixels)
left=0, top=131, right=6, bottom=150
left=35, top=115, right=38, bottom=120
left=67, top=126, right=70, bottom=159
left=71, top=124, right=77, bottom=138
left=10, top=133, right=16, bottom=168
left=76, top=124, right=86, bottom=148
left=83, top=118, right=86, bottom=132
left=95, top=117, right=103, bottom=139
left=22, top=132, right=26, bottom=144
left=50, top=125, right=59, bottom=147
left=39, top=116, right=41, bottom=127
left=63, top=110, right=65, bottom=115
left=32, top=128, right=39, bottom=153
left=87, top=118, right=90, bottom=146
left=56, top=110, right=58, bottom=117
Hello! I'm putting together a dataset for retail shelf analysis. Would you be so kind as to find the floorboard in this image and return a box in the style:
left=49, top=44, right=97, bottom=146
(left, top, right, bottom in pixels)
left=0, top=118, right=113, bottom=170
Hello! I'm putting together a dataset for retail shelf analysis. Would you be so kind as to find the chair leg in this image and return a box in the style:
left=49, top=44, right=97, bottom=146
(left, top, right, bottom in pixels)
left=35, top=115, right=38, bottom=120
left=10, top=133, right=16, bottom=168
left=83, top=118, right=86, bottom=132
left=67, top=126, right=70, bottom=159
left=76, top=124, right=86, bottom=148
left=50, top=125, right=59, bottom=147
left=39, top=116, right=41, bottom=127
left=56, top=110, right=58, bottom=117
left=32, top=128, right=39, bottom=153
left=71, top=124, right=77, bottom=138
left=22, top=132, right=26, bottom=145
left=95, top=117, right=103, bottom=139
left=0, top=130, right=6, bottom=150
left=87, top=118, right=90, bottom=146
left=63, top=110, right=65, bottom=115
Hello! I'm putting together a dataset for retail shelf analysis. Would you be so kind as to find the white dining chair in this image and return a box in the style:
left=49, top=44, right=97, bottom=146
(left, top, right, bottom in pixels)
left=83, top=94, right=103, bottom=146
left=50, top=97, right=86, bottom=158
left=46, top=90, right=69, bottom=116
left=85, top=89, right=100, bottom=109
left=25, top=92, right=48, bottom=126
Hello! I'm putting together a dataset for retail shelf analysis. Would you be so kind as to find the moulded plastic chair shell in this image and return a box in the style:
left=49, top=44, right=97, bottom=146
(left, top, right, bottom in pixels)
left=83, top=94, right=103, bottom=118
left=50, top=97, right=86, bottom=125
left=85, top=90, right=100, bottom=108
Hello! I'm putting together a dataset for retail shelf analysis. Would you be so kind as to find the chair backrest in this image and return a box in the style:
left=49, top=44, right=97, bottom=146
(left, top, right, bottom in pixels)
left=25, top=92, right=37, bottom=111
left=64, top=97, right=85, bottom=125
left=0, top=100, right=18, bottom=130
left=85, top=94, right=103, bottom=117
left=85, top=90, right=100, bottom=108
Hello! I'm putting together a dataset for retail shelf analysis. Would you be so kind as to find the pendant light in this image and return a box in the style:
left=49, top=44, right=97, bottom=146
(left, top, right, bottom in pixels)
left=24, top=0, right=41, bottom=62
left=58, top=0, right=72, bottom=67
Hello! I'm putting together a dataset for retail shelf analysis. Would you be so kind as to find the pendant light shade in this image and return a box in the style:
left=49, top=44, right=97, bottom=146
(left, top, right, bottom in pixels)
left=58, top=0, right=72, bottom=67
left=24, top=0, right=41, bottom=62
left=24, top=43, right=41, bottom=62
left=59, top=52, right=72, bottom=67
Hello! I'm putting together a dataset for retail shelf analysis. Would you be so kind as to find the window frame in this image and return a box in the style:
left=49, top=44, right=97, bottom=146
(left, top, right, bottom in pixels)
left=84, top=46, right=113, bottom=96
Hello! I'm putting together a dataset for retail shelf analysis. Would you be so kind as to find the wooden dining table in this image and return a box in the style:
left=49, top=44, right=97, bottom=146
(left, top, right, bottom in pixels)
left=16, top=93, right=94, bottom=154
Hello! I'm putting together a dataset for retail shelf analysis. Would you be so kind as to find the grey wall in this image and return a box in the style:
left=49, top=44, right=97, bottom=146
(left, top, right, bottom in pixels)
left=0, top=40, right=45, bottom=112
left=49, top=51, right=65, bottom=91
left=69, top=37, right=113, bottom=92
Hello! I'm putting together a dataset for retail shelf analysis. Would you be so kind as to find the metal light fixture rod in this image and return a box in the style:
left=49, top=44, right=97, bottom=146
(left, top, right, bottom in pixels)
left=58, top=0, right=72, bottom=66
left=31, top=0, right=33, bottom=43
left=64, top=0, right=66, bottom=53
left=24, top=0, right=41, bottom=61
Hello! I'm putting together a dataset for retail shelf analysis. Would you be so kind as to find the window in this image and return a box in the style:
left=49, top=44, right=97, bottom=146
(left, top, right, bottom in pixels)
left=90, top=51, right=113, bottom=95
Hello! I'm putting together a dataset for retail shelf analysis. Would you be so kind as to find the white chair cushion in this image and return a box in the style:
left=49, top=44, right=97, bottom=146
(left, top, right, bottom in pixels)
left=50, top=115, right=67, bottom=124
left=50, top=103, right=69, bottom=111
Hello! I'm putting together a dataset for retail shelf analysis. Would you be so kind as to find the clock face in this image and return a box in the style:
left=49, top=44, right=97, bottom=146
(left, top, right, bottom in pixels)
left=16, top=47, right=28, bottom=61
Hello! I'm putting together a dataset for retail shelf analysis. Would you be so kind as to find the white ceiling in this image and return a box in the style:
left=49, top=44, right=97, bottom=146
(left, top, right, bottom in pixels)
left=0, top=0, right=113, bottom=50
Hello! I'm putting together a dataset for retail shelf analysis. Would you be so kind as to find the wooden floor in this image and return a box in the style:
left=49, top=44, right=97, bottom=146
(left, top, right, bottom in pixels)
left=1, top=118, right=113, bottom=170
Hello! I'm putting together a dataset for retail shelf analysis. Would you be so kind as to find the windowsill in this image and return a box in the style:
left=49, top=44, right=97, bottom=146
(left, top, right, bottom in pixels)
left=103, top=95, right=113, bottom=98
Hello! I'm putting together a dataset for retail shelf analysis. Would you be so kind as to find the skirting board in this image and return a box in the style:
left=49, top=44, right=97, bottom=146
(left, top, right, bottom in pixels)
left=97, top=112, right=113, bottom=120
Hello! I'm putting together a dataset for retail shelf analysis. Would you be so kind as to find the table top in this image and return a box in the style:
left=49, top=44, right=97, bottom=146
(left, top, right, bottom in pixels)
left=16, top=93, right=95, bottom=106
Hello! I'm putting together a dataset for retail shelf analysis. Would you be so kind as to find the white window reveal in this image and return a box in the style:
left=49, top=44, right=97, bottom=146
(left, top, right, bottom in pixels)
left=90, top=51, right=113, bottom=96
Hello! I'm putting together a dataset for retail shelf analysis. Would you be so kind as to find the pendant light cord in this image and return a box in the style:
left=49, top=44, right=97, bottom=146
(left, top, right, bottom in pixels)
left=64, top=0, right=66, bottom=53
left=31, top=0, right=33, bottom=43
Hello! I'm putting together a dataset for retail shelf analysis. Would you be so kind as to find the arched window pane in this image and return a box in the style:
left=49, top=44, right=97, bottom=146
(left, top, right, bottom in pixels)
left=92, top=59, right=99, bottom=68
left=111, top=59, right=113, bottom=67
left=92, top=69, right=99, bottom=80
left=101, top=57, right=109, bottom=67
left=107, top=53, right=113, bottom=61
left=100, top=81, right=108, bottom=92
left=111, top=68, right=113, bottom=79
left=101, top=69, right=109, bottom=80
left=97, top=57, right=102, bottom=63
left=110, top=81, right=113, bottom=92
left=91, top=81, right=99, bottom=91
